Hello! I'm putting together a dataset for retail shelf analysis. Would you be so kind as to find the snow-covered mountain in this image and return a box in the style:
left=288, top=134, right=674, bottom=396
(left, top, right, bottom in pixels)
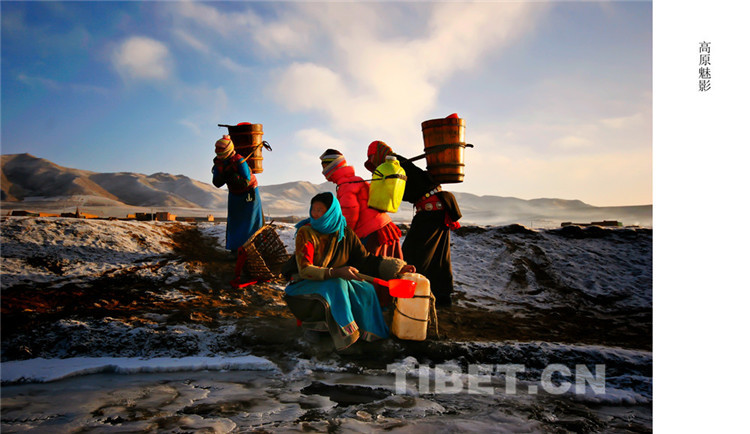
left=1, top=153, right=651, bottom=226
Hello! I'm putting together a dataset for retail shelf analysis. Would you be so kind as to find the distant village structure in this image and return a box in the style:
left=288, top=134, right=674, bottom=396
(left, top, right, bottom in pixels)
left=6, top=207, right=215, bottom=223
left=561, top=220, right=623, bottom=227
left=5, top=209, right=626, bottom=228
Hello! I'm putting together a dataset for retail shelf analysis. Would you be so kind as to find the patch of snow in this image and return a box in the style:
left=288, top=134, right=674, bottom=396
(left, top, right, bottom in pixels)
left=1, top=355, right=278, bottom=384
left=1, top=217, right=178, bottom=287
left=451, top=227, right=652, bottom=312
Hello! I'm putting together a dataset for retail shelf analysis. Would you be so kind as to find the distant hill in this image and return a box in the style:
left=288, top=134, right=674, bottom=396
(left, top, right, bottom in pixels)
left=0, top=153, right=652, bottom=227
left=258, top=181, right=335, bottom=215
left=1, top=153, right=225, bottom=209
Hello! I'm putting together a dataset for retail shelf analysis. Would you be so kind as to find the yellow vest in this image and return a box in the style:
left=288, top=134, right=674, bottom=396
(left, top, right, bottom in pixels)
left=368, top=156, right=407, bottom=213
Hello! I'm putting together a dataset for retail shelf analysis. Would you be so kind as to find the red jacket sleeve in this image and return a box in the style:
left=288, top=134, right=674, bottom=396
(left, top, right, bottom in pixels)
left=337, top=183, right=360, bottom=230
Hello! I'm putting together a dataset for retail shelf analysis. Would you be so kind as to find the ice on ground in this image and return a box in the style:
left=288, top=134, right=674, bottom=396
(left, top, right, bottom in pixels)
left=1, top=355, right=278, bottom=384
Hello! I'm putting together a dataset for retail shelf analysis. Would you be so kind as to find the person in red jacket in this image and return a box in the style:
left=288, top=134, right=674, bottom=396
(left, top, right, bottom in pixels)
left=320, top=149, right=403, bottom=260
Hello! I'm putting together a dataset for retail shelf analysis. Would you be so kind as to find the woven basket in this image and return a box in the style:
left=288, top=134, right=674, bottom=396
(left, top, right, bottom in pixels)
left=240, top=225, right=291, bottom=281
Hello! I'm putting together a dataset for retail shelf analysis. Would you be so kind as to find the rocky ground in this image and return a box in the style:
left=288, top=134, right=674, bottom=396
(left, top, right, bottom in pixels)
left=1, top=221, right=652, bottom=364
left=1, top=218, right=653, bottom=432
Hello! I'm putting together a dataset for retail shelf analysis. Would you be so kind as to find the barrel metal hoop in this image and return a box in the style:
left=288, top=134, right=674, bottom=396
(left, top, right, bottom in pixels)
left=423, top=142, right=468, bottom=155
left=426, top=163, right=465, bottom=169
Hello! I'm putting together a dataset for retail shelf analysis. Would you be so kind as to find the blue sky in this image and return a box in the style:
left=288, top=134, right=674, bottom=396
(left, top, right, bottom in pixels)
left=2, top=1, right=652, bottom=206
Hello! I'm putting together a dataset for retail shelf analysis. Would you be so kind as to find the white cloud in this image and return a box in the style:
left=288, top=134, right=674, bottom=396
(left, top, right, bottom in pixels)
left=295, top=128, right=349, bottom=154
left=552, top=135, right=594, bottom=150
left=172, top=28, right=210, bottom=54
left=217, top=57, right=255, bottom=75
left=162, top=2, right=545, bottom=141
left=414, top=2, right=536, bottom=80
left=600, top=112, right=647, bottom=129
left=254, top=20, right=311, bottom=56
left=112, top=36, right=173, bottom=81
left=274, top=63, right=347, bottom=110
left=169, top=1, right=244, bottom=38
left=166, top=1, right=310, bottom=56
left=153, top=1, right=650, bottom=206
left=269, top=3, right=544, bottom=139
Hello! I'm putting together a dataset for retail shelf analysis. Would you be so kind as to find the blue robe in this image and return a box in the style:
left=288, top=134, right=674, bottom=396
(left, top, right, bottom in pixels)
left=285, top=277, right=389, bottom=342
left=226, top=187, right=264, bottom=251
left=212, top=156, right=264, bottom=251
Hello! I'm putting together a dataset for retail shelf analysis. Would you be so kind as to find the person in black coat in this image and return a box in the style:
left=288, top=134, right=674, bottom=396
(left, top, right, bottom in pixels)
left=365, top=141, right=461, bottom=307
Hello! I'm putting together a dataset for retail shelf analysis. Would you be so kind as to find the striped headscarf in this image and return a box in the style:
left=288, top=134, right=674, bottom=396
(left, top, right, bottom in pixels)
left=215, top=135, right=236, bottom=160
left=320, top=149, right=347, bottom=179
left=365, top=140, right=393, bottom=173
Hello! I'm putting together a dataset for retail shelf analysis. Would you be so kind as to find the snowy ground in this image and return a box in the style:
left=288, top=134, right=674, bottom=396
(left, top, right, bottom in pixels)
left=1, top=217, right=652, bottom=432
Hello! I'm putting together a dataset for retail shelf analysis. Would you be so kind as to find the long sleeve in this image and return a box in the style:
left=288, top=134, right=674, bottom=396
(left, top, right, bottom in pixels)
left=294, top=226, right=336, bottom=281
left=345, top=229, right=406, bottom=279
left=337, top=184, right=360, bottom=231
left=212, top=159, right=226, bottom=188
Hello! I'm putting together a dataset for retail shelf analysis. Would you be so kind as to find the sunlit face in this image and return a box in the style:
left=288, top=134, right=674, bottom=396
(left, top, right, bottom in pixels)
left=311, top=201, right=328, bottom=220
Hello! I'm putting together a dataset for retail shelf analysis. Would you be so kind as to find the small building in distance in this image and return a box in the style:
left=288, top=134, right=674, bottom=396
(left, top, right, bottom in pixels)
left=561, top=220, right=623, bottom=227
left=61, top=207, right=97, bottom=219
left=155, top=212, right=176, bottom=221
left=7, top=208, right=213, bottom=223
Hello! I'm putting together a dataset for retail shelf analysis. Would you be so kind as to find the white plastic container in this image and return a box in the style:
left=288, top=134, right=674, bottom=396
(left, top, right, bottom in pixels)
left=391, top=272, right=431, bottom=341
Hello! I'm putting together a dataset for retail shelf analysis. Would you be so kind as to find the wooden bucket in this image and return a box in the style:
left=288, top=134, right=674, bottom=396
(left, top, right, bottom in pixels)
left=421, top=117, right=466, bottom=183
left=222, top=123, right=264, bottom=173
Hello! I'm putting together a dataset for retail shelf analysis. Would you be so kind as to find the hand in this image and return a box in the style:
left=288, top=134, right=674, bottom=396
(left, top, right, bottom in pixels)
left=399, top=265, right=416, bottom=275
left=331, top=266, right=361, bottom=280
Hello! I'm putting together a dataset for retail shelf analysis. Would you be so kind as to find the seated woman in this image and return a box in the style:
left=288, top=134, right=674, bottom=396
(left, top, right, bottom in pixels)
left=284, top=192, right=415, bottom=350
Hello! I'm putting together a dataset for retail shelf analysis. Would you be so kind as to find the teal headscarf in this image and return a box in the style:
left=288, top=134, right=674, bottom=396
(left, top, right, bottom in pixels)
left=295, top=192, right=347, bottom=240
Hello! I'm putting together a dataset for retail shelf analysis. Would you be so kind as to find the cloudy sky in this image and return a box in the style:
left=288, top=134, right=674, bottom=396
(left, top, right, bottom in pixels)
left=4, top=1, right=652, bottom=206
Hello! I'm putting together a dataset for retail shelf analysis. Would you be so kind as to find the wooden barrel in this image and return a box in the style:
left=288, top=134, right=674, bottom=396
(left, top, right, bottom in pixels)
left=224, top=123, right=264, bottom=173
left=421, top=117, right=466, bottom=183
